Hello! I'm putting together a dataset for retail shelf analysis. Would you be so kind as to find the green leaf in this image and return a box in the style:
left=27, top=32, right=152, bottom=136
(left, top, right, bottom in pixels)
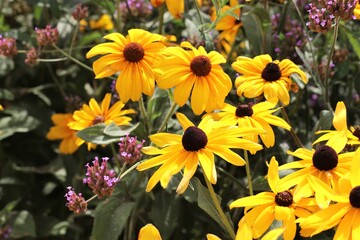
left=0, top=88, right=14, bottom=100
left=193, top=178, right=233, bottom=235
left=11, top=211, right=36, bottom=238
left=78, top=32, right=103, bottom=46
left=77, top=123, right=138, bottom=145
left=312, top=110, right=333, bottom=142
left=0, top=199, right=20, bottom=216
left=91, top=199, right=135, bottom=240
left=341, top=25, right=360, bottom=60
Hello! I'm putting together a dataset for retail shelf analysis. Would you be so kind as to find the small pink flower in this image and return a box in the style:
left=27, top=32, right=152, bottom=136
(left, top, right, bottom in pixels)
left=65, top=187, right=87, bottom=214
left=0, top=36, right=17, bottom=57
left=35, top=25, right=59, bottom=46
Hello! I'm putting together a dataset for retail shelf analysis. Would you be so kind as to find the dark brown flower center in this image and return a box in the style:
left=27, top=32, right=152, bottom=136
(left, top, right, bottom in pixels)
left=275, top=191, right=293, bottom=207
left=182, top=126, right=208, bottom=151
left=261, top=63, right=282, bottom=82
left=190, top=55, right=212, bottom=77
left=312, top=145, right=338, bottom=171
left=235, top=104, right=253, bottom=117
left=92, top=115, right=105, bottom=125
left=123, top=42, right=144, bottom=62
left=350, top=186, right=360, bottom=208
left=353, top=126, right=360, bottom=139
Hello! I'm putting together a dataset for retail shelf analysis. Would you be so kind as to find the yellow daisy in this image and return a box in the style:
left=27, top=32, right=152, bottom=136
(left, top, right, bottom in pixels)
left=137, top=112, right=263, bottom=194
left=211, top=0, right=242, bottom=45
left=298, top=148, right=360, bottom=239
left=86, top=29, right=166, bottom=102
left=46, top=113, right=82, bottom=154
left=207, top=101, right=291, bottom=150
left=138, top=224, right=162, bottom=240
left=277, top=142, right=354, bottom=208
left=314, top=101, right=360, bottom=152
left=155, top=41, right=232, bottom=115
left=68, top=93, right=135, bottom=149
left=230, top=157, right=316, bottom=240
left=232, top=54, right=308, bottom=105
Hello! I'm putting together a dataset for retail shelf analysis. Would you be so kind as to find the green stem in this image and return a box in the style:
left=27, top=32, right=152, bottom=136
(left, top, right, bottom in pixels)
left=156, top=101, right=177, bottom=133
left=86, top=194, right=98, bottom=203
left=68, top=24, right=79, bottom=56
left=158, top=4, right=165, bottom=35
left=119, top=161, right=142, bottom=179
left=203, top=169, right=236, bottom=239
left=193, top=0, right=208, bottom=44
left=244, top=150, right=253, bottom=196
left=52, top=44, right=94, bottom=73
left=110, top=142, right=121, bottom=170
left=139, top=96, right=150, bottom=135
left=324, top=17, right=340, bottom=105
left=280, top=103, right=303, bottom=148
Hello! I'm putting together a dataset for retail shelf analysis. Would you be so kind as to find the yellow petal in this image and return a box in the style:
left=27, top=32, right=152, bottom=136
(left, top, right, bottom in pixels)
left=198, top=149, right=217, bottom=184
left=229, top=192, right=275, bottom=209
left=138, top=224, right=162, bottom=240
left=175, top=112, right=194, bottom=130
left=267, top=157, right=279, bottom=193
left=333, top=101, right=347, bottom=131
left=333, top=208, right=355, bottom=240
left=206, top=234, right=222, bottom=240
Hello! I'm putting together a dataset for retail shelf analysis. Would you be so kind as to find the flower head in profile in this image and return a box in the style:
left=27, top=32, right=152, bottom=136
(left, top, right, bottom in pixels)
left=211, top=0, right=242, bottom=45
left=46, top=113, right=83, bottom=154
left=138, top=224, right=162, bottom=240
left=207, top=101, right=291, bottom=150
left=86, top=29, right=166, bottom=102
left=68, top=93, right=135, bottom=149
left=230, top=157, right=316, bottom=240
left=155, top=42, right=232, bottom=115
left=314, top=101, right=360, bottom=151
left=137, top=113, right=263, bottom=193
left=232, top=54, right=308, bottom=105
left=277, top=142, right=354, bottom=208
left=298, top=148, right=360, bottom=239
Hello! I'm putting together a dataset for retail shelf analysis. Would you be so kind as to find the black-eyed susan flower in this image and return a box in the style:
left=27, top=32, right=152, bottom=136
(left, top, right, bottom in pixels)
left=155, top=42, right=232, bottom=115
left=232, top=54, right=308, bottom=105
left=137, top=112, right=263, bottom=194
left=298, top=148, right=360, bottom=239
left=86, top=29, right=166, bottom=102
left=68, top=93, right=135, bottom=149
left=207, top=101, right=291, bottom=150
left=314, top=101, right=360, bottom=152
left=46, top=113, right=83, bottom=154
left=211, top=0, right=242, bottom=45
left=277, top=142, right=354, bottom=208
left=138, top=223, right=162, bottom=240
left=230, top=157, right=316, bottom=240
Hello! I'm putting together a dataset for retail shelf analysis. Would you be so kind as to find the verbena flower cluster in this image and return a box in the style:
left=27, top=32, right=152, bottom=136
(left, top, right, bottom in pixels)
left=118, top=134, right=145, bottom=164
left=0, top=36, right=17, bottom=57
left=65, top=187, right=87, bottom=214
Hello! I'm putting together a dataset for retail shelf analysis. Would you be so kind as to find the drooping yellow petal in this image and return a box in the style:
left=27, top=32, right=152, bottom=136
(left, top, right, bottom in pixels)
left=267, top=157, right=280, bottom=193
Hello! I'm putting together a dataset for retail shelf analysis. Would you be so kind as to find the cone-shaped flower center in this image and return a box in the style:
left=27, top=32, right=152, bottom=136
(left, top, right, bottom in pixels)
left=275, top=191, right=293, bottom=207
left=235, top=104, right=253, bottom=117
left=353, top=126, right=360, bottom=139
left=190, top=55, right=212, bottom=77
left=312, top=145, right=338, bottom=171
left=92, top=115, right=105, bottom=125
left=261, top=63, right=282, bottom=82
left=123, top=42, right=144, bottom=62
left=182, top=126, right=208, bottom=151
left=350, top=186, right=360, bottom=208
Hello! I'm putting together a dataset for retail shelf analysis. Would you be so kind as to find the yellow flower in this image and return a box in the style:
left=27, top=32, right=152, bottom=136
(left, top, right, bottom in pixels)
left=138, top=224, right=162, bottom=240
left=212, top=0, right=242, bottom=45
left=232, top=54, right=308, bottom=105
left=165, top=0, right=184, bottom=19
left=277, top=142, right=354, bottom=208
left=137, top=112, right=263, bottom=194
left=86, top=29, right=166, bottom=102
left=68, top=93, right=135, bottom=149
left=354, top=2, right=360, bottom=20
left=89, top=14, right=114, bottom=31
left=230, top=157, right=316, bottom=240
left=46, top=113, right=82, bottom=154
left=155, top=41, right=232, bottom=115
left=314, top=101, right=360, bottom=152
left=0, top=104, right=3, bottom=111
left=207, top=101, right=291, bottom=150
left=298, top=148, right=360, bottom=239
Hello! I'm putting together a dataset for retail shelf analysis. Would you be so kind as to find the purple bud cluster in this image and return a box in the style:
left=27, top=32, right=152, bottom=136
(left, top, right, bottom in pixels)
left=118, top=134, right=145, bottom=164
left=306, top=4, right=334, bottom=33
left=83, top=157, right=119, bottom=198
left=0, top=36, right=17, bottom=57
left=118, top=0, right=153, bottom=20
left=72, top=4, right=89, bottom=21
left=65, top=187, right=87, bottom=214
left=271, top=13, right=306, bottom=64
left=35, top=25, right=59, bottom=46
left=110, top=80, right=120, bottom=103
left=320, top=0, right=357, bottom=21
left=25, top=47, right=39, bottom=67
